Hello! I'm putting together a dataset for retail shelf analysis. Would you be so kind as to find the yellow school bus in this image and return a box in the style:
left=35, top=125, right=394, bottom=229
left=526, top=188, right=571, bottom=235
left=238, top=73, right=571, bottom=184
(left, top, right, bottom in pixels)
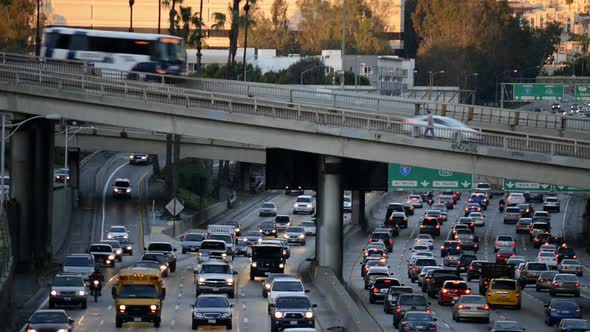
left=111, top=267, right=166, bottom=328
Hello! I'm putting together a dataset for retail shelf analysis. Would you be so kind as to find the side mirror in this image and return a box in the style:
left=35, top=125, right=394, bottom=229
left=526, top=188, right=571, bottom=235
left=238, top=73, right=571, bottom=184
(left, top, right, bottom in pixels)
left=111, top=287, right=117, bottom=299
left=305, top=289, right=310, bottom=293
left=544, top=303, right=549, bottom=308
left=161, top=288, right=166, bottom=299
left=173, top=248, right=177, bottom=252
left=312, top=304, right=318, bottom=308
left=144, top=247, right=147, bottom=251
left=233, top=271, right=238, bottom=275
left=433, top=318, right=438, bottom=321
left=230, top=304, right=234, bottom=308
left=69, top=318, right=75, bottom=324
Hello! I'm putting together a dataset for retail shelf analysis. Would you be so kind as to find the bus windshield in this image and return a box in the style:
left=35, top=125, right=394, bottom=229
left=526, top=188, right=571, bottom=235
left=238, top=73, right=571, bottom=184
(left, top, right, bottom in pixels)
left=158, top=39, right=186, bottom=63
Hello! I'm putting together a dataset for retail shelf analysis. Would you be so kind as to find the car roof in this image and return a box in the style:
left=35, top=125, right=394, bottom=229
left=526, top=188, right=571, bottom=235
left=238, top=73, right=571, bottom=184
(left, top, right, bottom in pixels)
left=201, top=260, right=230, bottom=266
left=273, top=277, right=303, bottom=283
left=115, top=178, right=130, bottom=182
left=33, top=309, right=68, bottom=314
left=197, top=293, right=229, bottom=298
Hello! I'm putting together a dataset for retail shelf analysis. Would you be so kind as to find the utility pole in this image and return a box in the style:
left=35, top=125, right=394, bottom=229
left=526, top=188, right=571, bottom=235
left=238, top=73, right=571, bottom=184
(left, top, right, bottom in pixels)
left=197, top=0, right=204, bottom=75
left=158, top=0, right=161, bottom=34
left=242, top=0, right=251, bottom=82
left=340, top=0, right=346, bottom=90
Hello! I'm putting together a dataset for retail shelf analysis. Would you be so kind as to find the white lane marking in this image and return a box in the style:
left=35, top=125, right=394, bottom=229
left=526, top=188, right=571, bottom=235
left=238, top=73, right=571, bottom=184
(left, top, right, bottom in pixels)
left=100, top=161, right=129, bottom=240
left=562, top=195, right=572, bottom=240
left=244, top=317, right=249, bottom=324
left=107, top=305, right=113, bottom=310
left=171, top=319, right=176, bottom=327
left=175, top=304, right=180, bottom=311
left=99, top=320, right=104, bottom=326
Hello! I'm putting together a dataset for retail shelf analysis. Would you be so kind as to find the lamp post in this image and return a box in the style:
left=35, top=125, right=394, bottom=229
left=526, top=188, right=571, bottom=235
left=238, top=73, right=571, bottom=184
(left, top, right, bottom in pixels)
left=300, top=65, right=327, bottom=85
left=158, top=0, right=162, bottom=34
left=35, top=0, right=41, bottom=56
left=0, top=114, right=61, bottom=215
left=464, top=73, right=479, bottom=105
left=340, top=0, right=347, bottom=90
left=495, top=69, right=518, bottom=106
left=129, top=0, right=135, bottom=32
left=428, top=70, right=445, bottom=101
left=242, top=0, right=251, bottom=82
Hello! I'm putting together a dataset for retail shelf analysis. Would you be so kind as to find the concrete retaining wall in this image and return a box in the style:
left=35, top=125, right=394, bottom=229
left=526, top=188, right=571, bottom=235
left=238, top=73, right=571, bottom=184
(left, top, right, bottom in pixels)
left=51, top=187, right=72, bottom=257
left=162, top=201, right=228, bottom=237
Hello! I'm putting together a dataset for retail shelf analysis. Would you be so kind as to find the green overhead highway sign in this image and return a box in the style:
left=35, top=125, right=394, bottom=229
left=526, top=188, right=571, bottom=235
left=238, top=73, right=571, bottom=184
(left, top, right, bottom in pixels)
left=503, top=179, right=552, bottom=192
left=553, top=185, right=590, bottom=193
left=388, top=164, right=473, bottom=190
left=513, top=83, right=563, bottom=101
left=575, top=84, right=590, bottom=102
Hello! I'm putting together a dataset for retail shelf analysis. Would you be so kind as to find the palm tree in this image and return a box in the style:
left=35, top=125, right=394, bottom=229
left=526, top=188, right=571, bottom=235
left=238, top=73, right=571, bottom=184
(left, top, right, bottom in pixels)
left=210, top=12, right=227, bottom=30
left=162, top=0, right=183, bottom=35
left=177, top=6, right=193, bottom=41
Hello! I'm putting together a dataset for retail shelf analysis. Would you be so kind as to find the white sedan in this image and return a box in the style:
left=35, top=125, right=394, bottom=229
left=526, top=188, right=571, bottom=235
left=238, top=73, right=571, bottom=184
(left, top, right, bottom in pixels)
left=468, top=212, right=485, bottom=226
left=403, top=115, right=481, bottom=141
left=106, top=225, right=129, bottom=240
left=411, top=244, right=430, bottom=253
left=414, top=234, right=434, bottom=249
left=300, top=221, right=316, bottom=236
left=537, top=252, right=558, bottom=269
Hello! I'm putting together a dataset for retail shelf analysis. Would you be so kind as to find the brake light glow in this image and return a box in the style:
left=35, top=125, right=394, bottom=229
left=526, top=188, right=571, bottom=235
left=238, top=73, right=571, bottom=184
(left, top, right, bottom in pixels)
left=457, top=304, right=465, bottom=309
left=389, top=239, right=393, bottom=245
left=372, top=288, right=379, bottom=294
left=442, top=289, right=448, bottom=293
left=396, top=307, right=401, bottom=313
left=465, top=289, right=471, bottom=294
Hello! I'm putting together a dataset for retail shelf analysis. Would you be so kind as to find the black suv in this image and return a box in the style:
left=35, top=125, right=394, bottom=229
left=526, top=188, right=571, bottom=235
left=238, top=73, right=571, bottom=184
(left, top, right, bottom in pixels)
left=420, top=217, right=440, bottom=236
left=392, top=294, right=431, bottom=328
left=556, top=246, right=577, bottom=263
left=516, top=203, right=535, bottom=218
left=369, top=231, right=393, bottom=252
left=456, top=254, right=478, bottom=274
left=369, top=277, right=402, bottom=304
left=466, top=260, right=486, bottom=281
left=383, top=286, right=413, bottom=314
left=270, top=295, right=317, bottom=331
left=426, top=269, right=461, bottom=298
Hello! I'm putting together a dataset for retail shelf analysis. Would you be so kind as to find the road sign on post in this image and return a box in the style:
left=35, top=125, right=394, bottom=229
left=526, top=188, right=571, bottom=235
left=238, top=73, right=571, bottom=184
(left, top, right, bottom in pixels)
left=513, top=83, right=563, bottom=101
left=574, top=84, right=590, bottom=102
left=165, top=197, right=184, bottom=238
left=388, top=164, right=473, bottom=190
left=553, top=185, right=590, bottom=193
left=503, top=179, right=551, bottom=192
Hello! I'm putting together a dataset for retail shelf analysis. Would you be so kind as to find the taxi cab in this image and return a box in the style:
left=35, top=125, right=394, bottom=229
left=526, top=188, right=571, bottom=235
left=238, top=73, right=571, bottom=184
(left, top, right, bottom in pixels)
left=486, top=278, right=520, bottom=309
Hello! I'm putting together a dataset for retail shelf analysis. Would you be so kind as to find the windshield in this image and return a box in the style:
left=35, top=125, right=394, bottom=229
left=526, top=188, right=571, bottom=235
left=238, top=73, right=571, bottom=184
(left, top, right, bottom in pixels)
left=556, top=275, right=578, bottom=282
left=114, top=181, right=129, bottom=187
left=102, top=241, right=121, bottom=249
left=562, top=259, right=580, bottom=265
left=148, top=243, right=173, bottom=251
left=200, top=242, right=226, bottom=250
left=374, top=279, right=400, bottom=287
left=498, top=236, right=513, bottom=241
left=416, top=259, right=437, bottom=267
left=447, top=249, right=462, bottom=255
left=64, top=256, right=93, bottom=267
left=272, top=281, right=303, bottom=291
left=276, top=216, right=290, bottom=223
left=539, top=252, right=554, bottom=257
left=261, top=203, right=275, bottom=208
left=184, top=234, right=203, bottom=241
left=252, top=246, right=283, bottom=258
left=134, top=261, right=160, bottom=269
left=301, top=222, right=315, bottom=227
left=546, top=198, right=558, bottom=202
left=245, top=231, right=261, bottom=237
left=201, top=264, right=231, bottom=274
left=459, top=296, right=485, bottom=304
left=90, top=245, right=111, bottom=252
left=260, top=222, right=276, bottom=228
left=286, top=227, right=304, bottom=233
left=400, top=295, right=427, bottom=306
left=422, top=219, right=438, bottom=226
left=30, top=312, right=68, bottom=324
left=492, top=280, right=516, bottom=290
left=110, top=227, right=126, bottom=233
left=506, top=208, right=520, bottom=213
left=275, top=297, right=310, bottom=309
left=208, top=234, right=232, bottom=244
left=196, top=296, right=229, bottom=308
left=372, top=233, right=390, bottom=240
left=404, top=313, right=433, bottom=322
left=564, top=320, right=590, bottom=328
left=158, top=39, right=186, bottom=63
left=558, top=248, right=576, bottom=255
left=296, top=197, right=312, bottom=203
left=54, top=276, right=84, bottom=287
left=119, top=284, right=159, bottom=298
left=444, top=282, right=467, bottom=289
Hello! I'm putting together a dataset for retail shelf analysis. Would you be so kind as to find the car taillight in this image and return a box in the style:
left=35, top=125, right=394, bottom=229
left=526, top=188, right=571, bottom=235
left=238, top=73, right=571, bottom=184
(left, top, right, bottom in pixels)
left=372, top=288, right=379, bottom=294
left=515, top=292, right=520, bottom=298
left=469, top=199, right=472, bottom=202
left=426, top=308, right=431, bottom=313
left=477, top=208, right=481, bottom=211
left=482, top=305, right=490, bottom=310
left=497, top=254, right=501, bottom=257
left=465, top=289, right=471, bottom=294
left=574, top=255, right=577, bottom=259
left=369, top=239, right=374, bottom=243
left=425, top=278, right=430, bottom=282
left=495, top=241, right=499, bottom=246
left=440, top=245, right=445, bottom=250
left=396, top=307, right=401, bottom=313
left=437, top=216, right=442, bottom=220
left=458, top=261, right=462, bottom=265
left=402, top=323, right=410, bottom=329
left=431, top=279, right=436, bottom=283
left=413, top=268, right=420, bottom=272
left=540, top=278, right=544, bottom=282
left=469, top=266, right=474, bottom=271
left=465, top=208, right=468, bottom=211
left=436, top=225, right=440, bottom=228
left=576, top=283, right=581, bottom=287
left=442, top=289, right=448, bottom=293
left=389, top=239, right=393, bottom=245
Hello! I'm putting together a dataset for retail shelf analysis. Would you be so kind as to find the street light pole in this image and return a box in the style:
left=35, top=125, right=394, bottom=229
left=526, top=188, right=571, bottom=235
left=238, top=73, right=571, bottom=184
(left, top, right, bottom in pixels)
left=428, top=70, right=445, bottom=101
left=0, top=114, right=61, bottom=216
left=36, top=0, right=41, bottom=56
left=158, top=0, right=162, bottom=34
left=129, top=0, right=135, bottom=32
left=495, top=69, right=517, bottom=106
left=300, top=65, right=326, bottom=85
left=242, top=0, right=251, bottom=82
left=340, top=0, right=346, bottom=90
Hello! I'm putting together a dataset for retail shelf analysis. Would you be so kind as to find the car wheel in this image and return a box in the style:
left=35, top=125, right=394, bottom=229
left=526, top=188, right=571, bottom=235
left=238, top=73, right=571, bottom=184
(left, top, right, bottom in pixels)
left=229, top=291, right=235, bottom=298
left=250, top=273, right=255, bottom=281
left=536, top=286, right=540, bottom=292
left=226, top=321, right=233, bottom=330
left=483, top=317, right=489, bottom=323
left=191, top=319, right=198, bottom=330
left=170, top=264, right=176, bottom=273
left=263, top=291, right=268, bottom=298
left=81, top=300, right=87, bottom=309
left=369, top=296, right=375, bottom=304
left=576, top=292, right=581, bottom=297
left=128, top=251, right=133, bottom=256
left=117, top=257, right=122, bottom=262
left=154, top=320, right=161, bottom=328
left=116, top=318, right=123, bottom=328
left=48, top=301, right=55, bottom=309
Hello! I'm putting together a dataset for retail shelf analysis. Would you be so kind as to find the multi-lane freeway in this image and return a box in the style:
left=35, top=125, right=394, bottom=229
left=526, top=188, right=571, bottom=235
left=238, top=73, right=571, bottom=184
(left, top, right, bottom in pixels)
left=345, top=190, right=589, bottom=332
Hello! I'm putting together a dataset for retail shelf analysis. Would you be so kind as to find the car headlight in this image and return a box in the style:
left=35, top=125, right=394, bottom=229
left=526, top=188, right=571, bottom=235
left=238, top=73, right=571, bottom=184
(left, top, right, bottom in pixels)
left=221, top=253, right=227, bottom=259
left=226, top=278, right=234, bottom=285
left=264, top=284, right=271, bottom=290
left=272, top=230, right=276, bottom=233
left=198, top=277, right=206, bottom=285
left=279, top=263, right=285, bottom=268
left=298, top=234, right=305, bottom=239
left=119, top=304, right=126, bottom=311
left=126, top=188, right=131, bottom=193
left=107, top=234, right=113, bottom=239
left=160, top=265, right=167, bottom=271
left=78, top=290, right=85, bottom=296
left=282, top=250, right=287, bottom=255
left=26, top=329, right=38, bottom=332
left=116, top=249, right=122, bottom=255
left=251, top=262, right=257, bottom=267
left=141, top=156, right=147, bottom=160
left=198, top=252, right=202, bottom=256
left=274, top=311, right=284, bottom=319
left=194, top=311, right=204, bottom=318
left=108, top=254, right=115, bottom=260
left=150, top=304, right=157, bottom=311
left=304, top=311, right=314, bottom=319
left=50, top=290, right=57, bottom=296
left=306, top=204, right=312, bottom=208
left=126, top=245, right=132, bottom=250
left=283, top=234, right=289, bottom=239
left=220, top=312, right=231, bottom=318
left=259, top=229, right=263, bottom=233
left=123, top=235, right=128, bottom=239
left=293, top=203, right=298, bottom=208
left=57, top=329, right=68, bottom=332
left=128, top=155, right=133, bottom=160
left=235, top=228, right=240, bottom=233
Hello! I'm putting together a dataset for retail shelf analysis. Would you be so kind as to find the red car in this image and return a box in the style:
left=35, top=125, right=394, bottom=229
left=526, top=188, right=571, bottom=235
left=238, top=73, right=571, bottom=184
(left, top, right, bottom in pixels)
left=438, top=280, right=471, bottom=305
left=495, top=248, right=515, bottom=263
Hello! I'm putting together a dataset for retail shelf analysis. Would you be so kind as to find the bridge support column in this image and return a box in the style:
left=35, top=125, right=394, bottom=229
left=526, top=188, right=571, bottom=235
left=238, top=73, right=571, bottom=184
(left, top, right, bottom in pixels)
left=171, top=134, right=181, bottom=199
left=316, top=155, right=343, bottom=280
left=10, top=118, right=55, bottom=271
left=350, top=190, right=365, bottom=228
left=67, top=148, right=80, bottom=207
left=240, top=163, right=251, bottom=192
left=165, top=133, right=173, bottom=167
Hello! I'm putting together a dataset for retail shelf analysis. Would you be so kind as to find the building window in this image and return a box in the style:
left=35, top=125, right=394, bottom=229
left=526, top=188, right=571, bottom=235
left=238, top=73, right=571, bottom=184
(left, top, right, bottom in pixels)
left=361, top=65, right=373, bottom=77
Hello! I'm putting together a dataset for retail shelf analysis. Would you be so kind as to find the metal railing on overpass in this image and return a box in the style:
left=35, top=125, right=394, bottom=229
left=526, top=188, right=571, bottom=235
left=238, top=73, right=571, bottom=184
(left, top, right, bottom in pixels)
left=0, top=61, right=589, bottom=161
left=2, top=52, right=589, bottom=134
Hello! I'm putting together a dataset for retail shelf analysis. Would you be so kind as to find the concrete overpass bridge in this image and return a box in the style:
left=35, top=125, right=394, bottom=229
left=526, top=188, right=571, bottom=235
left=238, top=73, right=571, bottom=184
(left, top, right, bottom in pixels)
left=1, top=59, right=590, bottom=277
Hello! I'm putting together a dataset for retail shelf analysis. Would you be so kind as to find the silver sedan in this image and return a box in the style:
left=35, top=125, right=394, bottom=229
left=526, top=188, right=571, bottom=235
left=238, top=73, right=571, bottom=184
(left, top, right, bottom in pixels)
left=403, top=115, right=481, bottom=141
left=452, top=295, right=490, bottom=323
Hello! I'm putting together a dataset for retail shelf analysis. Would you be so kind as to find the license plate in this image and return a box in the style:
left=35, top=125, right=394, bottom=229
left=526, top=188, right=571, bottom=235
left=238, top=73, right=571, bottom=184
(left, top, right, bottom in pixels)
left=290, top=321, right=298, bottom=325
left=64, top=297, right=71, bottom=301
left=417, top=326, right=425, bottom=330
left=563, top=311, right=571, bottom=314
left=134, top=318, right=142, bottom=322
left=381, top=289, right=387, bottom=292
left=264, top=272, right=270, bottom=275
left=208, top=319, right=216, bottom=324
left=212, top=288, right=219, bottom=292
left=453, top=297, right=459, bottom=300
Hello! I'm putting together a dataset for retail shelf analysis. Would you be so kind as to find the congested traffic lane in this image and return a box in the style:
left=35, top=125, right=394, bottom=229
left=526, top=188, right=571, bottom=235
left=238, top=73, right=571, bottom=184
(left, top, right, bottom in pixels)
left=43, top=170, right=333, bottom=332
left=344, top=190, right=589, bottom=332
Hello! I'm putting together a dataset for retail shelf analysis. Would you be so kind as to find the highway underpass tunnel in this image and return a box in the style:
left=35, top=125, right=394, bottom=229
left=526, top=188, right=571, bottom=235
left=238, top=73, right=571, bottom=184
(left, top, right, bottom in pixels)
left=316, top=155, right=344, bottom=280
left=8, top=117, right=55, bottom=271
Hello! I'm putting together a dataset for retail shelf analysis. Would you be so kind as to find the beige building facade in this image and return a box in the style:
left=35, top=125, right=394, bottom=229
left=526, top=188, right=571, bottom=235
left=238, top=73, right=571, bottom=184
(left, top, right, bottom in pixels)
left=44, top=0, right=403, bottom=50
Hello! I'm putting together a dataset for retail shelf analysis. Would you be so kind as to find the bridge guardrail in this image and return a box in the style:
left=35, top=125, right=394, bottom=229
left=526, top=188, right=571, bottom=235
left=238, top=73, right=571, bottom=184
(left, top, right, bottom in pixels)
left=2, top=52, right=589, bottom=134
left=0, top=63, right=589, bottom=160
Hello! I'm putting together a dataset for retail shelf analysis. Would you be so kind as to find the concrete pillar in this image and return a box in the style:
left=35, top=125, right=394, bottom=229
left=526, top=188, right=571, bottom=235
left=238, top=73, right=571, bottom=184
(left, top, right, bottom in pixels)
left=165, top=133, right=173, bottom=167
left=67, top=148, right=80, bottom=207
left=350, top=190, right=365, bottom=227
left=171, top=134, right=180, bottom=200
left=10, top=119, right=55, bottom=270
left=316, top=155, right=343, bottom=280
left=240, top=163, right=251, bottom=192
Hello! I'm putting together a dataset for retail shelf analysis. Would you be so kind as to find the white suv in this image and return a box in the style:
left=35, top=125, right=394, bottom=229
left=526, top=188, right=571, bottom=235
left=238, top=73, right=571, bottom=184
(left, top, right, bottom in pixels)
left=475, top=183, right=493, bottom=198
left=494, top=234, right=515, bottom=252
left=293, top=195, right=315, bottom=214
left=268, top=278, right=308, bottom=313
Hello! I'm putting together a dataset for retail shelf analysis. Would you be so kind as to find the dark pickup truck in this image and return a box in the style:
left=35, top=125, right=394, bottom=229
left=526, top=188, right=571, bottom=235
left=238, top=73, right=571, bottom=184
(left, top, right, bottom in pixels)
left=426, top=269, right=461, bottom=298
left=478, top=262, right=515, bottom=295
